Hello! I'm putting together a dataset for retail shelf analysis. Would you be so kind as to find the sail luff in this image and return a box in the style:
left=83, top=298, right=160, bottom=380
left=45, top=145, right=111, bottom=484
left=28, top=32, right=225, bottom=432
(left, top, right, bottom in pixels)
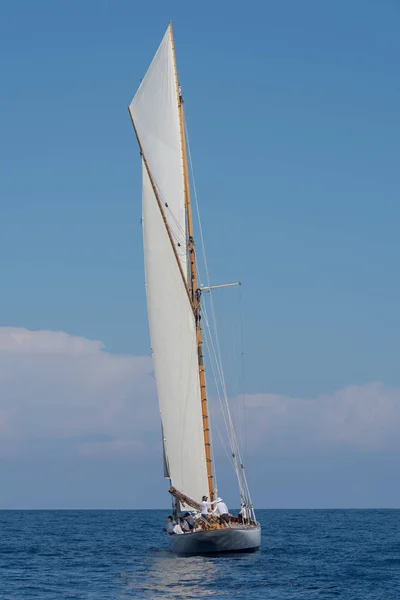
left=170, top=23, right=215, bottom=500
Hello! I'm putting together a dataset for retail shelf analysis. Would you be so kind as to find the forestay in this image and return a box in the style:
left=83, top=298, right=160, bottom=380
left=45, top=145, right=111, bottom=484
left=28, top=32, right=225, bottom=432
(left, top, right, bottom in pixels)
left=129, top=25, right=187, bottom=276
left=141, top=162, right=209, bottom=502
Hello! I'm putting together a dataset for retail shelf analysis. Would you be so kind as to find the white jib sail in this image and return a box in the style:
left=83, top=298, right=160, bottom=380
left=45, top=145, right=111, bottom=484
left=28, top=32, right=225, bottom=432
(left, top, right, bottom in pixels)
left=129, top=25, right=187, bottom=276
left=141, top=161, right=209, bottom=502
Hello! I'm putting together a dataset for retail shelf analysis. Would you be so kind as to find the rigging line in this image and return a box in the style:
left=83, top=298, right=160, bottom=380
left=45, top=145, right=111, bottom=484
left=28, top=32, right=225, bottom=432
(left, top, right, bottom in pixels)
left=202, top=300, right=248, bottom=501
left=231, top=294, right=245, bottom=461
left=201, top=297, right=233, bottom=444
left=195, top=299, right=219, bottom=495
left=200, top=333, right=219, bottom=497
left=213, top=414, right=239, bottom=477
left=193, top=258, right=221, bottom=495
left=186, top=116, right=250, bottom=500
left=195, top=258, right=230, bottom=432
left=202, top=324, right=237, bottom=477
left=202, top=307, right=232, bottom=448
left=208, top=410, right=218, bottom=497
left=201, top=301, right=236, bottom=468
left=202, top=342, right=236, bottom=488
left=192, top=254, right=222, bottom=492
left=163, top=204, right=186, bottom=241
left=203, top=289, right=250, bottom=504
left=199, top=286, right=242, bottom=482
left=239, top=283, right=248, bottom=469
left=195, top=255, right=246, bottom=494
left=204, top=310, right=244, bottom=471
left=143, top=168, right=187, bottom=246
left=194, top=258, right=226, bottom=420
left=224, top=287, right=245, bottom=460
left=225, top=288, right=244, bottom=466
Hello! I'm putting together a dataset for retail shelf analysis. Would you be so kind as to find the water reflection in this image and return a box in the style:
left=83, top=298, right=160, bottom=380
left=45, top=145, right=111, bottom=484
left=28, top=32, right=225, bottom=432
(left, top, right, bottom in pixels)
left=116, top=549, right=226, bottom=598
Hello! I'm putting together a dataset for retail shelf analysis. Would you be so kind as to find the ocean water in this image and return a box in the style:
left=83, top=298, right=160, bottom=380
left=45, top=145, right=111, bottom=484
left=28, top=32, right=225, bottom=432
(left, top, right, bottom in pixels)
left=0, top=509, right=399, bottom=599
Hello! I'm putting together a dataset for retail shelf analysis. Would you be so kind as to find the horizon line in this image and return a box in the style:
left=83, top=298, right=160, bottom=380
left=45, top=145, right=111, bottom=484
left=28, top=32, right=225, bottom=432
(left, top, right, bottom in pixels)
left=1, top=507, right=399, bottom=511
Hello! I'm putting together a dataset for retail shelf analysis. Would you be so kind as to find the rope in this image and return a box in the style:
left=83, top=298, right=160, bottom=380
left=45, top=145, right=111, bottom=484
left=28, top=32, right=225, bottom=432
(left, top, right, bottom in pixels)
left=185, top=114, right=255, bottom=517
left=239, top=283, right=248, bottom=469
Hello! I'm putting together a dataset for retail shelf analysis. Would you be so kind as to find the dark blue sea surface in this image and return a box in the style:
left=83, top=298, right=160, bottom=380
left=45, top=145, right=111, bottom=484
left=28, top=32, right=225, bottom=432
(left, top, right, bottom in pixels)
left=0, top=509, right=399, bottom=599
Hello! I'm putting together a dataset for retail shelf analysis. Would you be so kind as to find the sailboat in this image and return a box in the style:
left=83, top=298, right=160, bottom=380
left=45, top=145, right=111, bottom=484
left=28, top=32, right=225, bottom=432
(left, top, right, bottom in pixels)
left=128, top=23, right=261, bottom=554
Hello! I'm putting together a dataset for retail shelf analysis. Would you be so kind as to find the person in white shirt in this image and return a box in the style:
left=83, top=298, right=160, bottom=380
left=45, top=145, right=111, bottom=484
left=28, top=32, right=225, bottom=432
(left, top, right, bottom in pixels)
left=199, top=495, right=218, bottom=520
left=214, top=498, right=231, bottom=529
left=173, top=521, right=184, bottom=534
left=239, top=503, right=250, bottom=523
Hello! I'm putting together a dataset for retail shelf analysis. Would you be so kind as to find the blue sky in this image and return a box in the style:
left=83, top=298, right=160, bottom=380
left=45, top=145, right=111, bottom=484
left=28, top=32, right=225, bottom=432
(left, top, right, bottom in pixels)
left=0, top=0, right=399, bottom=508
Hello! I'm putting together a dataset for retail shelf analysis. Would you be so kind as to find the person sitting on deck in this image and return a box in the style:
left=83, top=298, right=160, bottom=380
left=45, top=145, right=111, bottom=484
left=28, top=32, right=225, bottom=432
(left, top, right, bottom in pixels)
left=183, top=512, right=195, bottom=530
left=179, top=517, right=191, bottom=532
left=166, top=516, right=175, bottom=535
left=199, top=495, right=218, bottom=520
left=172, top=520, right=184, bottom=534
left=214, top=498, right=231, bottom=529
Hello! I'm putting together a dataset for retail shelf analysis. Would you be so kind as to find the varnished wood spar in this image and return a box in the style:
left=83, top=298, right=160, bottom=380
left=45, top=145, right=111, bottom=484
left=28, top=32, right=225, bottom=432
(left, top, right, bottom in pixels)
left=170, top=22, right=214, bottom=501
left=169, top=486, right=200, bottom=511
left=127, top=107, right=194, bottom=310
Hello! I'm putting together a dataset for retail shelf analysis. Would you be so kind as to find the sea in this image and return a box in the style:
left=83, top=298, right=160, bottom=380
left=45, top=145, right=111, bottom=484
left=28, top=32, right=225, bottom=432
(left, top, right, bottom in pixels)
left=0, top=509, right=399, bottom=599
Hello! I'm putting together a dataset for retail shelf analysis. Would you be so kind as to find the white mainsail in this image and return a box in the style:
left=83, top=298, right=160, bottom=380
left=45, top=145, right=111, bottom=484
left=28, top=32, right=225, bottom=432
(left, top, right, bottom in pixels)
left=141, top=162, right=208, bottom=502
left=129, top=27, right=209, bottom=502
left=129, top=26, right=187, bottom=275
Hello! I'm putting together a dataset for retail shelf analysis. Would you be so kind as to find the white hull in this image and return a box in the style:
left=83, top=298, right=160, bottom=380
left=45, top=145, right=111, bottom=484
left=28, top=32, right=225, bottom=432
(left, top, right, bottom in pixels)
left=168, top=525, right=261, bottom=554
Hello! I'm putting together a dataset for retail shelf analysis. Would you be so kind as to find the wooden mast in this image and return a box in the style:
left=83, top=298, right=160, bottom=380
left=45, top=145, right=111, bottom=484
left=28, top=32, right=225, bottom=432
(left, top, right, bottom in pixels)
left=170, top=22, right=214, bottom=500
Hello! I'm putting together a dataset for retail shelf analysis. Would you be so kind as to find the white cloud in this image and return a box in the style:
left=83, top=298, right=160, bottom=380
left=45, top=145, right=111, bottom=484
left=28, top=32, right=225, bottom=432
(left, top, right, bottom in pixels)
left=0, top=327, right=103, bottom=355
left=241, top=382, right=400, bottom=453
left=0, top=327, right=158, bottom=459
left=0, top=327, right=399, bottom=462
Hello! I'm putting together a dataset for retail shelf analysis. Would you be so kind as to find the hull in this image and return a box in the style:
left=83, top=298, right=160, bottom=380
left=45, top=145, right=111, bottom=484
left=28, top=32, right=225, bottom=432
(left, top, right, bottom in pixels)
left=168, top=525, right=261, bottom=555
